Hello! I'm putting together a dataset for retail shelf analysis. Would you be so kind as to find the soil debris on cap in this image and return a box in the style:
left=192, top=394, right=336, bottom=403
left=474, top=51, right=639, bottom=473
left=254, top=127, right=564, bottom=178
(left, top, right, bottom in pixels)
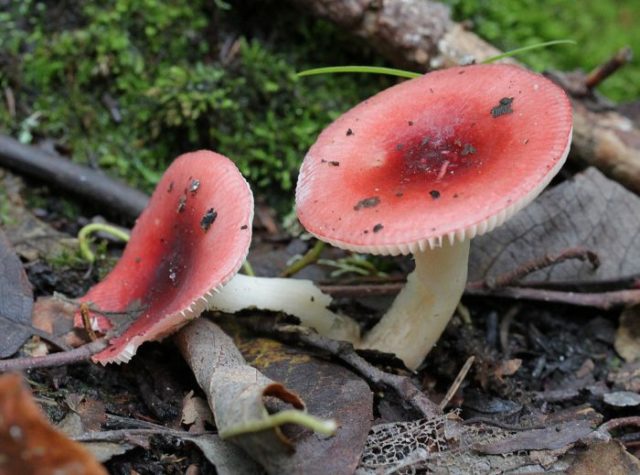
left=491, top=97, right=514, bottom=118
left=189, top=178, right=200, bottom=194
left=373, top=223, right=384, bottom=233
left=177, top=195, right=187, bottom=213
left=461, top=143, right=477, bottom=156
left=354, top=196, right=381, bottom=211
left=429, top=190, right=441, bottom=199
left=167, top=181, right=174, bottom=192
left=321, top=159, right=340, bottom=166
left=346, top=128, right=354, bottom=136
left=200, top=208, right=218, bottom=231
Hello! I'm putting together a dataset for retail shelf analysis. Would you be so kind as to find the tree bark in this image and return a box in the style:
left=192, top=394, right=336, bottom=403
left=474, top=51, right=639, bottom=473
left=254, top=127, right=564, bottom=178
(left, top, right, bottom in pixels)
left=288, top=0, right=640, bottom=194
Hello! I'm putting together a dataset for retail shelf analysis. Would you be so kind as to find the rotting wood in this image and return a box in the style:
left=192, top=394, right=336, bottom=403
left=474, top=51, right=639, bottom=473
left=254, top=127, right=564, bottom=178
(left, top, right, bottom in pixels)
left=287, top=0, right=640, bottom=194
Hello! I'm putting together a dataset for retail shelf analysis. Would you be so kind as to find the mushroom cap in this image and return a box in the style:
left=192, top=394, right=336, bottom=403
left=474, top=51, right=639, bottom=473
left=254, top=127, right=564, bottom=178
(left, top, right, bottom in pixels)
left=76, top=150, right=253, bottom=364
left=296, top=64, right=573, bottom=255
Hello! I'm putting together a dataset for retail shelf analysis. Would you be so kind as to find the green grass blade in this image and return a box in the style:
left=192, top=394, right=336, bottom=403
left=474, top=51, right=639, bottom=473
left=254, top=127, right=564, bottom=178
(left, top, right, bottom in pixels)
left=482, top=40, right=577, bottom=63
left=297, top=66, right=421, bottom=79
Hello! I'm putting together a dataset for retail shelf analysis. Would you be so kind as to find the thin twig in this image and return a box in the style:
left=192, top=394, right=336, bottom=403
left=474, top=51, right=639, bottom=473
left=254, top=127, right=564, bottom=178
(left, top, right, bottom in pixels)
left=465, top=287, right=640, bottom=310
left=467, top=247, right=600, bottom=289
left=585, top=46, right=633, bottom=90
left=260, top=323, right=441, bottom=419
left=0, top=339, right=107, bottom=372
left=72, top=428, right=215, bottom=443
left=439, top=356, right=475, bottom=410
left=599, top=416, right=640, bottom=434
left=317, top=282, right=640, bottom=310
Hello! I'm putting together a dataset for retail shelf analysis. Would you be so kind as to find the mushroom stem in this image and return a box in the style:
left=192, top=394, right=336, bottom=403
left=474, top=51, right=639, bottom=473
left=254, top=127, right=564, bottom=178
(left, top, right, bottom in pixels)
left=359, top=240, right=470, bottom=370
left=208, top=273, right=361, bottom=343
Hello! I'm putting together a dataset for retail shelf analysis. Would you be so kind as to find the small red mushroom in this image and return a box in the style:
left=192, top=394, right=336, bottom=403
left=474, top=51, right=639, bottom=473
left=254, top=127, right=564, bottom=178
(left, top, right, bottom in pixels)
left=75, top=150, right=254, bottom=364
left=296, top=64, right=573, bottom=369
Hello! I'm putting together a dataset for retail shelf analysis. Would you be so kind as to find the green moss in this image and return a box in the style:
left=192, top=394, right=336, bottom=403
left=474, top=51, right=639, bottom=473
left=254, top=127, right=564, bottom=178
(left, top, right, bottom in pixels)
left=443, top=0, right=640, bottom=101
left=0, top=0, right=390, bottom=210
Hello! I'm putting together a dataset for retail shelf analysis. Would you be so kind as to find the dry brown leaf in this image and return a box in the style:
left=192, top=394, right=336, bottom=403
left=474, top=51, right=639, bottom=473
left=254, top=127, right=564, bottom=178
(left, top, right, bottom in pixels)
left=0, top=373, right=107, bottom=475
left=470, top=167, right=640, bottom=283
left=568, top=440, right=640, bottom=474
left=0, top=228, right=33, bottom=357
left=175, top=318, right=334, bottom=474
left=615, top=305, right=640, bottom=362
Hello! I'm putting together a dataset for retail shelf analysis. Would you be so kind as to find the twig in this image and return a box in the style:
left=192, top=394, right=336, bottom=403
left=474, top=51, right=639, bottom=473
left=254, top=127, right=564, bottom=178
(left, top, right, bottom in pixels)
left=585, top=46, right=633, bottom=90
left=259, top=323, right=441, bottom=419
left=467, top=247, right=600, bottom=289
left=499, top=305, right=521, bottom=355
left=0, top=134, right=149, bottom=221
left=439, top=355, right=474, bottom=410
left=599, top=416, right=640, bottom=434
left=318, top=282, right=640, bottom=310
left=0, top=339, right=107, bottom=372
left=72, top=428, right=215, bottom=443
left=465, top=287, right=640, bottom=310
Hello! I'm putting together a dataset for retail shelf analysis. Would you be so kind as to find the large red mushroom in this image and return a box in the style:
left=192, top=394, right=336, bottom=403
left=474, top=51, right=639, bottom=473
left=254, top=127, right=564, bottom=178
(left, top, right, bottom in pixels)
left=77, top=150, right=358, bottom=364
left=76, top=150, right=254, bottom=364
left=296, top=64, right=573, bottom=369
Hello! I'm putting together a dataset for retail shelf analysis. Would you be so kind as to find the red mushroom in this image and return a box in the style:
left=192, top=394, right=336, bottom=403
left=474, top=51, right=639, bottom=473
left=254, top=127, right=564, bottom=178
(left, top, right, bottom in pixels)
left=77, top=150, right=359, bottom=364
left=76, top=150, right=253, bottom=364
left=296, top=64, right=573, bottom=369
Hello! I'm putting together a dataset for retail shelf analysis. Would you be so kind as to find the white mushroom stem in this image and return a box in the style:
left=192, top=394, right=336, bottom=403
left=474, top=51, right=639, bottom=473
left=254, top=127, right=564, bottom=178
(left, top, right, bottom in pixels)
left=208, top=273, right=361, bottom=343
left=359, top=239, right=470, bottom=370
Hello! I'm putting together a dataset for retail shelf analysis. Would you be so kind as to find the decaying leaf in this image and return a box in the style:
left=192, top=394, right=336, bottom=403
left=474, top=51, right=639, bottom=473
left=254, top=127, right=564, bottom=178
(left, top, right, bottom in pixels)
left=614, top=305, right=640, bottom=362
left=470, top=167, right=640, bottom=283
left=603, top=391, right=640, bottom=408
left=0, top=373, right=108, bottom=474
left=472, top=419, right=594, bottom=454
left=181, top=390, right=214, bottom=431
left=231, top=317, right=374, bottom=475
left=568, top=440, right=640, bottom=474
left=0, top=228, right=34, bottom=357
left=175, top=317, right=336, bottom=474
left=608, top=360, right=640, bottom=393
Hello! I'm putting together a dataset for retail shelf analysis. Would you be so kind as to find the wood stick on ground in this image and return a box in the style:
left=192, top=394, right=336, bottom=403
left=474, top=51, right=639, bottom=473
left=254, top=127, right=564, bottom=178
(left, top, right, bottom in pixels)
left=0, top=339, right=107, bottom=372
left=0, top=135, right=149, bottom=221
left=287, top=0, right=640, bottom=195
left=467, top=247, right=600, bottom=289
left=439, top=355, right=474, bottom=411
left=263, top=323, right=441, bottom=419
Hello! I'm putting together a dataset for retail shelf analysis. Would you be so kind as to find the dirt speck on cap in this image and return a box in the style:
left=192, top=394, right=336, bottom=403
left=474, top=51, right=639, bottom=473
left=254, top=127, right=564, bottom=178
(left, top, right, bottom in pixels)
left=354, top=196, right=381, bottom=211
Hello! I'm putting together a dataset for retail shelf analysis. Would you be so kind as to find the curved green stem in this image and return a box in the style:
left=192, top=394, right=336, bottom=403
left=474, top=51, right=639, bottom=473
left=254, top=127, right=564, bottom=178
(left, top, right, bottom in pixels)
left=482, top=40, right=576, bottom=63
left=78, top=223, right=130, bottom=263
left=297, top=65, right=420, bottom=79
left=219, top=409, right=337, bottom=439
left=280, top=240, right=325, bottom=277
left=242, top=260, right=256, bottom=276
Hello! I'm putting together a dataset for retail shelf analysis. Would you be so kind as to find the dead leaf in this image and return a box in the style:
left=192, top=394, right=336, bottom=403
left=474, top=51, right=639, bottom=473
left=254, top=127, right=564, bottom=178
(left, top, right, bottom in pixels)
left=603, top=391, right=640, bottom=408
left=182, top=433, right=262, bottom=475
left=568, top=440, right=640, bottom=474
left=470, top=167, right=640, bottom=283
left=0, top=228, right=33, bottom=357
left=32, top=296, right=86, bottom=348
left=615, top=305, right=640, bottom=362
left=57, top=412, right=134, bottom=464
left=181, top=391, right=214, bottom=431
left=230, top=318, right=374, bottom=475
left=0, top=373, right=108, bottom=474
left=175, top=318, right=335, bottom=474
left=473, top=419, right=594, bottom=454
left=493, top=358, right=522, bottom=381
left=608, top=360, right=640, bottom=392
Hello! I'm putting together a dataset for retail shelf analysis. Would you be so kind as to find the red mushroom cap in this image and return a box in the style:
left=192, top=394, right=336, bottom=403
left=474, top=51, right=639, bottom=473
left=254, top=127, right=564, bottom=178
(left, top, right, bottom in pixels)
left=76, top=150, right=253, bottom=364
left=296, top=64, right=572, bottom=255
